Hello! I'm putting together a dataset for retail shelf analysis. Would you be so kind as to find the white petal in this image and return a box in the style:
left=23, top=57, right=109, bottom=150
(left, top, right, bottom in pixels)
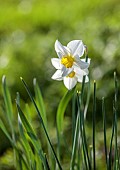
left=74, top=56, right=89, bottom=69
left=77, top=75, right=89, bottom=83
left=57, top=52, right=63, bottom=58
left=51, top=58, right=61, bottom=69
left=63, top=46, right=71, bottom=54
left=74, top=67, right=89, bottom=76
left=51, top=70, right=63, bottom=81
left=67, top=40, right=85, bottom=57
left=83, top=69, right=89, bottom=75
left=85, top=76, right=89, bottom=82
left=81, top=58, right=91, bottom=64
left=63, top=77, right=77, bottom=90
left=62, top=67, right=73, bottom=77
left=55, top=40, right=69, bottom=56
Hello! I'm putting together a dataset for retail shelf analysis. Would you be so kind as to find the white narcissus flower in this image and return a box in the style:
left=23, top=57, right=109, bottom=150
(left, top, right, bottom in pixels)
left=51, top=40, right=89, bottom=77
left=51, top=39, right=90, bottom=90
left=52, top=67, right=89, bottom=90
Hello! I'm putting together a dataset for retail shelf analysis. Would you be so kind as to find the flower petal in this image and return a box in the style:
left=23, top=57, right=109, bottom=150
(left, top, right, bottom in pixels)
left=62, top=67, right=73, bottom=77
left=51, top=58, right=61, bottom=69
left=63, top=46, right=71, bottom=54
left=55, top=40, right=69, bottom=56
left=85, top=76, right=89, bottom=82
left=57, top=52, right=63, bottom=58
left=63, top=77, right=77, bottom=90
left=81, top=58, right=91, bottom=64
left=51, top=70, right=63, bottom=81
left=67, top=40, right=85, bottom=57
left=74, top=67, right=89, bottom=76
left=74, top=56, right=89, bottom=69
left=77, top=75, right=89, bottom=83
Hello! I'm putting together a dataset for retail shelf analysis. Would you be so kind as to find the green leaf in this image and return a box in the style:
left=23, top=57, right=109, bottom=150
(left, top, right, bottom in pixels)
left=0, top=119, right=13, bottom=145
left=20, top=77, right=62, bottom=170
left=77, top=93, right=89, bottom=170
left=70, top=112, right=79, bottom=169
left=92, top=80, right=96, bottom=170
left=17, top=103, right=36, bottom=136
left=114, top=72, right=119, bottom=170
left=33, top=78, right=47, bottom=127
left=44, top=154, right=50, bottom=170
left=33, top=79, right=53, bottom=168
left=2, top=75, right=13, bottom=131
left=102, top=97, right=108, bottom=168
left=17, top=92, right=37, bottom=169
left=57, top=88, right=74, bottom=135
left=16, top=102, right=46, bottom=168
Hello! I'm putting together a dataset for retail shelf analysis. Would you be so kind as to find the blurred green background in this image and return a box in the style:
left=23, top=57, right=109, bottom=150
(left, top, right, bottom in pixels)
left=0, top=0, right=120, bottom=169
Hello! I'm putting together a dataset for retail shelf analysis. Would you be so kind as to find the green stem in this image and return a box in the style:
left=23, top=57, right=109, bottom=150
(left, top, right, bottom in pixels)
left=108, top=105, right=115, bottom=170
left=77, top=94, right=88, bottom=170
left=93, top=81, right=96, bottom=170
left=70, top=112, right=79, bottom=169
left=102, top=97, right=108, bottom=168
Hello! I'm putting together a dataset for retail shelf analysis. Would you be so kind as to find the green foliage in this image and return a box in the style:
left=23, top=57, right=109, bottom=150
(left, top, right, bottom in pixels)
left=0, top=73, right=120, bottom=170
left=57, top=89, right=74, bottom=135
left=0, top=0, right=120, bottom=169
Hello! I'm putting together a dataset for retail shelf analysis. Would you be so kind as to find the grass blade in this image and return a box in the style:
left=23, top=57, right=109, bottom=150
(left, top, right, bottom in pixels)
left=0, top=119, right=13, bottom=145
left=16, top=92, right=39, bottom=170
left=108, top=103, right=115, bottom=170
left=57, top=88, right=74, bottom=135
left=102, top=97, right=108, bottom=168
left=70, top=110, right=79, bottom=170
left=108, top=73, right=118, bottom=170
left=78, top=94, right=91, bottom=170
left=16, top=102, right=48, bottom=169
left=77, top=93, right=88, bottom=170
left=82, top=114, right=91, bottom=170
left=72, top=91, right=77, bottom=146
left=2, top=75, right=13, bottom=129
left=20, top=77, right=62, bottom=170
left=56, top=88, right=74, bottom=164
left=2, top=76, right=17, bottom=167
left=33, top=78, right=47, bottom=127
left=92, top=80, right=96, bottom=170
left=79, top=76, right=91, bottom=169
left=33, top=78, right=53, bottom=168
left=84, top=76, right=91, bottom=119
left=0, top=119, right=29, bottom=170
left=113, top=101, right=118, bottom=170
left=45, top=154, right=51, bottom=170
left=2, top=76, right=16, bottom=145
left=114, top=72, right=118, bottom=169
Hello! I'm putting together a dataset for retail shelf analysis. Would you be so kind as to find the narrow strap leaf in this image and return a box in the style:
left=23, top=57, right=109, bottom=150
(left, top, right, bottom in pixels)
left=33, top=78, right=47, bottom=127
left=16, top=102, right=47, bottom=168
left=102, top=97, right=108, bottom=168
left=57, top=88, right=75, bottom=135
left=92, top=80, right=96, bottom=170
left=20, top=77, right=62, bottom=170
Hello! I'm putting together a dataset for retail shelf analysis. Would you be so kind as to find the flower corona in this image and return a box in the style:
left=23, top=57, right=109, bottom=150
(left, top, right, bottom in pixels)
left=61, top=56, right=74, bottom=68
left=67, top=71, right=75, bottom=78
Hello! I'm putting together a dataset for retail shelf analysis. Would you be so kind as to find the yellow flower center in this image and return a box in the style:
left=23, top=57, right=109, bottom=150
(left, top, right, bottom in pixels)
left=61, top=56, right=74, bottom=68
left=68, top=71, right=75, bottom=78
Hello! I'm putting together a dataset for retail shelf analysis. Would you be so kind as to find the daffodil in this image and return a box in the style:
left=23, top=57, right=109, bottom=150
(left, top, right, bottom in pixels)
left=51, top=39, right=90, bottom=90
left=51, top=40, right=89, bottom=77
left=52, top=67, right=89, bottom=90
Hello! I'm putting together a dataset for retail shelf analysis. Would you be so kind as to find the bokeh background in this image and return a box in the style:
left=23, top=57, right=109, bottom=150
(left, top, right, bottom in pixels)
left=0, top=0, right=120, bottom=169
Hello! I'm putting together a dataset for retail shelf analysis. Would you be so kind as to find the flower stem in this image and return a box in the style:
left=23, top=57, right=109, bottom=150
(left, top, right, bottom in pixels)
left=93, top=80, right=96, bottom=170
